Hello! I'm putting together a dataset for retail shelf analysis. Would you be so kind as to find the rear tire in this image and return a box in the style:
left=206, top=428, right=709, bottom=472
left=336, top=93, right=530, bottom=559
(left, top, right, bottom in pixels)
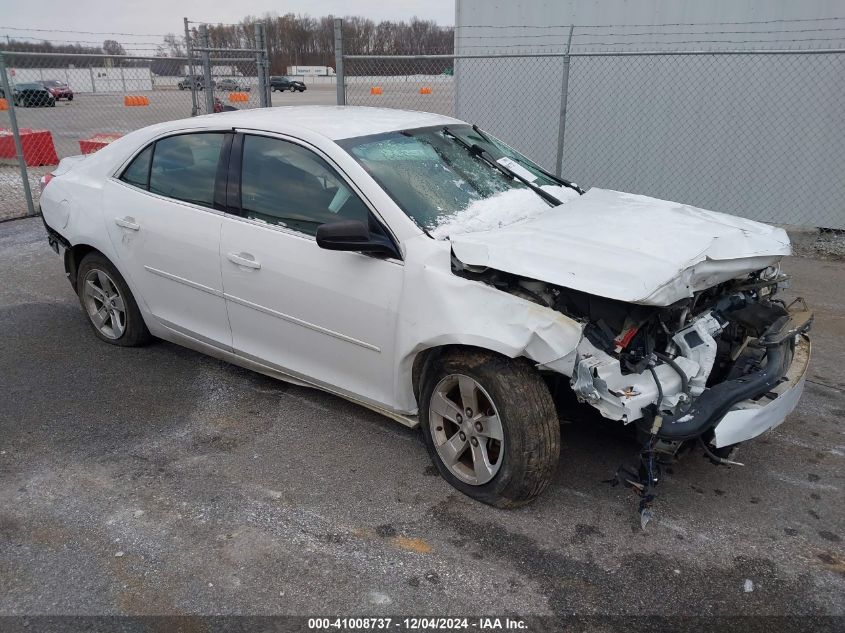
left=76, top=253, right=152, bottom=347
left=420, top=349, right=560, bottom=508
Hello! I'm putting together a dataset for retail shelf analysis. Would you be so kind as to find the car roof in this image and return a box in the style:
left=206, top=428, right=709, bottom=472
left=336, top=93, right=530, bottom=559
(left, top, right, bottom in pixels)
left=183, top=106, right=463, bottom=141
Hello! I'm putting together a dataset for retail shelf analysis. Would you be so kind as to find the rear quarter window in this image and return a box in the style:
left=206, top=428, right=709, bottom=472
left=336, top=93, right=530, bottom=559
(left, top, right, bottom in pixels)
left=119, top=145, right=153, bottom=190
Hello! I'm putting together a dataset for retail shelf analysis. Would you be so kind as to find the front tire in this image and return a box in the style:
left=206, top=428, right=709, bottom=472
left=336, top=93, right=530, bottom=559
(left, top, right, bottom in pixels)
left=77, top=253, right=152, bottom=347
left=420, top=349, right=560, bottom=508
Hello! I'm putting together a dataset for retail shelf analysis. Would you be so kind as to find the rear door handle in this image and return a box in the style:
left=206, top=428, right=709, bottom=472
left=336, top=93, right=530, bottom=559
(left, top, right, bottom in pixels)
left=114, top=216, right=140, bottom=231
left=226, top=251, right=261, bottom=269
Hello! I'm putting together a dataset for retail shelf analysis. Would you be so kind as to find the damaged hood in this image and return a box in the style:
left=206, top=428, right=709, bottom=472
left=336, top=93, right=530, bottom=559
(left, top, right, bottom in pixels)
left=449, top=188, right=791, bottom=306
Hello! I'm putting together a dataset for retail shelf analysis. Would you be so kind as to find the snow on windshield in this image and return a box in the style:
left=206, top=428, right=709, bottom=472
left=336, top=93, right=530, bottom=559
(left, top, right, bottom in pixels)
left=429, top=185, right=580, bottom=239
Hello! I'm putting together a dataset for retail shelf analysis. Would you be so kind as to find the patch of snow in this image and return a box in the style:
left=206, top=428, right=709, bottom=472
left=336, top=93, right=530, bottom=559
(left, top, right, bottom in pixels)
left=743, top=579, right=754, bottom=593
left=368, top=590, right=392, bottom=605
left=430, top=185, right=580, bottom=239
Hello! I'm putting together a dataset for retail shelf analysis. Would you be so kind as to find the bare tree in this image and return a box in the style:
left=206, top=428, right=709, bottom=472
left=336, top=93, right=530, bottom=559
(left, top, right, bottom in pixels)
left=102, top=39, right=127, bottom=56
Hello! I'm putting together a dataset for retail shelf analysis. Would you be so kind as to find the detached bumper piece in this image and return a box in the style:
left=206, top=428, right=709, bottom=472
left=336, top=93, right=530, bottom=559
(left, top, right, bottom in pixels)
left=43, top=215, right=70, bottom=254
left=713, top=334, right=810, bottom=448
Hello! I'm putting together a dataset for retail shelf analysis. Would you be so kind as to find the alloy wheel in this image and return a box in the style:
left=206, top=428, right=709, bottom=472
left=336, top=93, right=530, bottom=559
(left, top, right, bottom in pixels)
left=82, top=269, right=126, bottom=339
left=429, top=374, right=505, bottom=485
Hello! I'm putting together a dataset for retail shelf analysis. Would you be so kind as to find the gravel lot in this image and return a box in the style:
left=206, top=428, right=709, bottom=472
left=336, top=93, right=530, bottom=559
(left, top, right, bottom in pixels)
left=1, top=216, right=843, bottom=621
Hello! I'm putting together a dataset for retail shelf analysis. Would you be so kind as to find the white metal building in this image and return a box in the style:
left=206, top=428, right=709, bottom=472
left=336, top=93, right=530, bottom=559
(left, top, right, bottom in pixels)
left=454, top=0, right=845, bottom=228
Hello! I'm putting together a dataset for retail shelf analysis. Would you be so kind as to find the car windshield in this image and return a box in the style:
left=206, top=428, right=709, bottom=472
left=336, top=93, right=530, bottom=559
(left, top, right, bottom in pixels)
left=340, top=125, right=580, bottom=238
left=42, top=80, right=63, bottom=87
left=18, top=83, right=42, bottom=90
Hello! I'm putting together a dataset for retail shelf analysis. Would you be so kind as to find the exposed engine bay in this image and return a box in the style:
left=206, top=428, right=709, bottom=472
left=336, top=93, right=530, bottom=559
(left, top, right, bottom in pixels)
left=453, top=256, right=813, bottom=525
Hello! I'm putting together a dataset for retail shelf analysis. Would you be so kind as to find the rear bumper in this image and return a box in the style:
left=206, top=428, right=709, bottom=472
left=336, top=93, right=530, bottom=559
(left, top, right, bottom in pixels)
left=712, top=336, right=811, bottom=447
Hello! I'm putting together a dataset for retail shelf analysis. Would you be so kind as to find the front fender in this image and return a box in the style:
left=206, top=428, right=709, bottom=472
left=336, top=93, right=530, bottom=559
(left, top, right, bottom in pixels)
left=393, top=238, right=583, bottom=412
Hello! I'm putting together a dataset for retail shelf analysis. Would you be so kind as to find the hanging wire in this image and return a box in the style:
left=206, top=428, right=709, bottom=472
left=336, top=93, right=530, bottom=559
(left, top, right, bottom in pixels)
left=0, top=34, right=164, bottom=46
left=0, top=25, right=168, bottom=37
left=455, top=26, right=845, bottom=39
left=455, top=36, right=845, bottom=49
left=455, top=16, right=845, bottom=29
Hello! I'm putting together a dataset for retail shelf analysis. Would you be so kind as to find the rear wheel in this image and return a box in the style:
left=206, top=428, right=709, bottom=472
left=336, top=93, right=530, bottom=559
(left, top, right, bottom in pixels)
left=420, top=349, right=560, bottom=508
left=77, top=253, right=152, bottom=347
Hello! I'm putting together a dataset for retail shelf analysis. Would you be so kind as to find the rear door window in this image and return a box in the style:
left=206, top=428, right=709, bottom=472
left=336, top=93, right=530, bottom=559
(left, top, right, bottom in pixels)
left=148, top=133, right=225, bottom=208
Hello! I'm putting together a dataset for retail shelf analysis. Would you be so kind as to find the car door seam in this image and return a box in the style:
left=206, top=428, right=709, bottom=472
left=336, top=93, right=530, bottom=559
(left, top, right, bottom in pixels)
left=217, top=220, right=236, bottom=349
left=223, top=292, right=381, bottom=353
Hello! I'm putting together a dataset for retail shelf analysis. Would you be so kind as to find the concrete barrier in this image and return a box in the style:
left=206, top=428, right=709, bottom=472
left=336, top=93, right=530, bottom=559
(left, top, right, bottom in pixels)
left=79, top=133, right=123, bottom=154
left=0, top=128, right=58, bottom=166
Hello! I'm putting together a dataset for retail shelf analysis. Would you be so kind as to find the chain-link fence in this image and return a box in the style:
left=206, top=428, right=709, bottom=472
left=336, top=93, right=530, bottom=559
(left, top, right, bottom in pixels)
left=342, top=48, right=845, bottom=229
left=0, top=23, right=270, bottom=222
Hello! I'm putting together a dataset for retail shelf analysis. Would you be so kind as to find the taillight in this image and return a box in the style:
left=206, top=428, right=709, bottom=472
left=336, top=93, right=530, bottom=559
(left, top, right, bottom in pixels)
left=40, top=172, right=55, bottom=194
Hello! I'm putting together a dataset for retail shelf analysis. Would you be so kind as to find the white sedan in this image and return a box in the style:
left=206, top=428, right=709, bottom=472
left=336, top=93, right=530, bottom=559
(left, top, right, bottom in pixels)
left=41, top=106, right=811, bottom=511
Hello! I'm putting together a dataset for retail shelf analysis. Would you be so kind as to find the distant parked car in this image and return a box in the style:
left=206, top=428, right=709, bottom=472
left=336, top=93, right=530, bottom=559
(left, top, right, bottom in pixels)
left=216, top=78, right=250, bottom=92
left=41, top=80, right=74, bottom=101
left=212, top=97, right=238, bottom=113
left=0, top=83, right=55, bottom=107
left=269, top=76, right=306, bottom=92
left=178, top=75, right=215, bottom=90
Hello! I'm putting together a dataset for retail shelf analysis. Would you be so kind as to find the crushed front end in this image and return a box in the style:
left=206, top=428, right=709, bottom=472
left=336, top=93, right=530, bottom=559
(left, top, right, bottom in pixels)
left=562, top=266, right=812, bottom=523
left=452, top=256, right=812, bottom=523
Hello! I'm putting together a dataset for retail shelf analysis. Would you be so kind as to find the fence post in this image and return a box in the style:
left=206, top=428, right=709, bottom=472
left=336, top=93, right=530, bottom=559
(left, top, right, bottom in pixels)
left=120, top=65, right=126, bottom=93
left=262, top=24, right=272, bottom=106
left=184, top=17, right=199, bottom=116
left=198, top=24, right=215, bottom=114
left=334, top=18, right=345, bottom=106
left=89, top=66, right=96, bottom=93
left=554, top=25, right=575, bottom=177
left=0, top=53, right=36, bottom=218
left=255, top=23, right=268, bottom=107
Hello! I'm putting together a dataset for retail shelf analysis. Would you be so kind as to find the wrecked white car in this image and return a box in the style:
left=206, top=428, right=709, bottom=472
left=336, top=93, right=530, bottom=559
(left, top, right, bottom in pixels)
left=40, top=106, right=812, bottom=513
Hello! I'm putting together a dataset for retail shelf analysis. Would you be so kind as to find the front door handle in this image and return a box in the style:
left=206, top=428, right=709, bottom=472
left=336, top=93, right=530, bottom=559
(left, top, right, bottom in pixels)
left=114, top=216, right=140, bottom=231
left=226, top=251, right=261, bottom=269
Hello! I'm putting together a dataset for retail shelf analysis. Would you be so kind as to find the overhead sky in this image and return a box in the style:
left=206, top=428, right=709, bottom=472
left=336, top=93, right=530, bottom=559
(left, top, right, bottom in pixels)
left=1, top=0, right=455, bottom=50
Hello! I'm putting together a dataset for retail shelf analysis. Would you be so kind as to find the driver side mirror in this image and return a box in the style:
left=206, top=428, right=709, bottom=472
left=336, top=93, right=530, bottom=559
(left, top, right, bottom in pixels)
left=315, top=219, right=400, bottom=259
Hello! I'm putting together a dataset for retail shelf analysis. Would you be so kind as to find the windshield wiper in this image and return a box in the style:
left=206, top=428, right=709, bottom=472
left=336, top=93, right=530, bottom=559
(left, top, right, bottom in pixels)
left=442, top=127, right=562, bottom=207
left=471, top=124, right=584, bottom=194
